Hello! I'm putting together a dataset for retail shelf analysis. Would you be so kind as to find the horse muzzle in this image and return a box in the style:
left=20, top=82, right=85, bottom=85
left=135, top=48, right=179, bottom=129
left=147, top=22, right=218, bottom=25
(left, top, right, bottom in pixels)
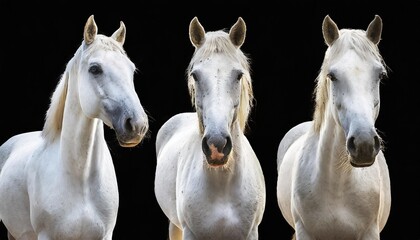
left=202, top=134, right=232, bottom=167
left=346, top=129, right=381, bottom=167
left=115, top=114, right=149, bottom=147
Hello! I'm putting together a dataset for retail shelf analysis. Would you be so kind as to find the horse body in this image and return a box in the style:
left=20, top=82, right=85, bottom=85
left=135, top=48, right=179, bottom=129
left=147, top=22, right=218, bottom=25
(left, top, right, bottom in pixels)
left=155, top=17, right=265, bottom=240
left=276, top=15, right=391, bottom=240
left=0, top=130, right=115, bottom=240
left=0, top=15, right=148, bottom=240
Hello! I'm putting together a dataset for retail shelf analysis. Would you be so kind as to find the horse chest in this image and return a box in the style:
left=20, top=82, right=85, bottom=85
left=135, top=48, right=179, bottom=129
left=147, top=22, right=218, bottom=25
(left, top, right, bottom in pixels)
left=180, top=197, right=254, bottom=239
left=33, top=198, right=115, bottom=239
left=30, top=173, right=118, bottom=238
left=178, top=177, right=259, bottom=232
left=295, top=175, right=380, bottom=212
left=293, top=188, right=379, bottom=236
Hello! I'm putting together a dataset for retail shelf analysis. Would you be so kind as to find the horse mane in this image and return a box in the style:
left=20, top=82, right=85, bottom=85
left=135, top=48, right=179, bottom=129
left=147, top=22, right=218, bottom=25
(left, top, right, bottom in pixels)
left=41, top=35, right=128, bottom=143
left=41, top=59, right=71, bottom=143
left=187, top=30, right=254, bottom=133
left=313, top=29, right=387, bottom=132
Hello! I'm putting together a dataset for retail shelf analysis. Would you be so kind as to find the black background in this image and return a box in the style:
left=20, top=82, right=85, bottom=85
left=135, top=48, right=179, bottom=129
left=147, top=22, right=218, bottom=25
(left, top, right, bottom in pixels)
left=1, top=1, right=419, bottom=239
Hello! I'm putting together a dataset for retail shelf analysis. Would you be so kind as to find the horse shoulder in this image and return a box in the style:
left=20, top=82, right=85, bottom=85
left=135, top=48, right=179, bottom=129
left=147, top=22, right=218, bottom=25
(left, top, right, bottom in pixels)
left=0, top=131, right=43, bottom=171
left=238, top=134, right=265, bottom=183
left=155, top=112, right=200, bottom=226
left=238, top=134, right=257, bottom=159
left=276, top=122, right=312, bottom=228
left=375, top=150, right=391, bottom=230
left=376, top=151, right=390, bottom=183
left=156, top=112, right=198, bottom=152
left=238, top=134, right=266, bottom=222
left=0, top=131, right=43, bottom=231
left=277, top=121, right=313, bottom=168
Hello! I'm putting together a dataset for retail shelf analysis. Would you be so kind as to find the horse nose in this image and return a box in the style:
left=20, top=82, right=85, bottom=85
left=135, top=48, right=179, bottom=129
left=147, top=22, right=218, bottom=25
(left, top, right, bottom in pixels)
left=202, top=134, right=232, bottom=167
left=125, top=115, right=148, bottom=135
left=347, top=130, right=380, bottom=167
left=119, top=115, right=149, bottom=147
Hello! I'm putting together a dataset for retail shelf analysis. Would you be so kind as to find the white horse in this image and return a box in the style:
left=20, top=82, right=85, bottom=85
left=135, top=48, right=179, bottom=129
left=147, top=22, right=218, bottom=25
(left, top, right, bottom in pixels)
left=276, top=15, right=391, bottom=240
left=0, top=15, right=149, bottom=240
left=154, top=17, right=266, bottom=240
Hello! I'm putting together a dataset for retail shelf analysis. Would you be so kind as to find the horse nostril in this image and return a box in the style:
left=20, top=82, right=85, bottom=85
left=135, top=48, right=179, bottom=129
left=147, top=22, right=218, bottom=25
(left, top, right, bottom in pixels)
left=347, top=136, right=356, bottom=153
left=374, top=135, right=380, bottom=151
left=124, top=117, right=134, bottom=131
left=202, top=136, right=211, bottom=157
left=125, top=117, right=148, bottom=134
left=223, top=136, right=232, bottom=157
left=140, top=124, right=148, bottom=135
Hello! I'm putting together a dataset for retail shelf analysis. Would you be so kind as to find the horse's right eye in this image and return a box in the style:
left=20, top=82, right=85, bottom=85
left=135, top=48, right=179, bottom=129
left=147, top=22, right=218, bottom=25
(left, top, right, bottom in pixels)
left=89, top=64, right=103, bottom=75
left=191, top=72, right=198, bottom=81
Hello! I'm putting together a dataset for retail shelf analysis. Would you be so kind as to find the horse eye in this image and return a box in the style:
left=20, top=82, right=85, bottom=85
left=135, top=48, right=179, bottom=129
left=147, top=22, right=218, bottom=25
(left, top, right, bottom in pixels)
left=191, top=72, right=198, bottom=81
left=379, top=71, right=388, bottom=80
left=327, top=73, right=337, bottom=81
left=236, top=72, right=243, bottom=81
left=89, top=64, right=103, bottom=75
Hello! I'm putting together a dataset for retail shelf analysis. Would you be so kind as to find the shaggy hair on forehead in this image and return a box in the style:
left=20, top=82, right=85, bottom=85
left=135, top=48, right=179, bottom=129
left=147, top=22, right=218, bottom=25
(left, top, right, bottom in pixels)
left=313, top=29, right=387, bottom=133
left=83, top=35, right=127, bottom=55
left=186, top=30, right=254, bottom=133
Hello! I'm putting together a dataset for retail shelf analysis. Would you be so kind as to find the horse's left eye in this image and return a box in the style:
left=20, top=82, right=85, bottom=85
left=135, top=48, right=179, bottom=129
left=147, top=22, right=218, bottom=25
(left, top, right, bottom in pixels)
left=327, top=73, right=337, bottom=81
left=89, top=64, right=103, bottom=75
left=236, top=72, right=243, bottom=81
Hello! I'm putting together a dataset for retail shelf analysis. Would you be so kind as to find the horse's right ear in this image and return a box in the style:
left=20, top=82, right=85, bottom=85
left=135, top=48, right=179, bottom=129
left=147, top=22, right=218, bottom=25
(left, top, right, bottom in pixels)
left=322, top=15, right=340, bottom=46
left=84, top=15, right=97, bottom=45
left=189, top=17, right=205, bottom=48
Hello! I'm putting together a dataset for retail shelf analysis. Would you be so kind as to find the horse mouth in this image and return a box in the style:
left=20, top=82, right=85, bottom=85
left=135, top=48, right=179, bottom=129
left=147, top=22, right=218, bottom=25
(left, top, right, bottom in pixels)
left=117, top=134, right=143, bottom=148
left=349, top=158, right=375, bottom=168
left=119, top=141, right=140, bottom=148
left=206, top=157, right=229, bottom=167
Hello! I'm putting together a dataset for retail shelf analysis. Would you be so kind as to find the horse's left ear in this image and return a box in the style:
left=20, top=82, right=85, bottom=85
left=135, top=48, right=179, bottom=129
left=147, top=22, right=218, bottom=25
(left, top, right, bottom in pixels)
left=229, top=17, right=246, bottom=48
left=111, top=21, right=126, bottom=45
left=366, top=15, right=382, bottom=45
left=84, top=15, right=97, bottom=45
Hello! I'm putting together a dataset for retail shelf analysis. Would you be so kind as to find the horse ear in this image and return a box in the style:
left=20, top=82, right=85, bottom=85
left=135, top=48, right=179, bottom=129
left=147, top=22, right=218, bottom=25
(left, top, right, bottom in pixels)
left=322, top=15, right=340, bottom=46
left=366, top=15, right=382, bottom=45
left=111, top=21, right=126, bottom=45
left=84, top=15, right=97, bottom=45
left=189, top=17, right=205, bottom=48
left=229, top=17, right=246, bottom=48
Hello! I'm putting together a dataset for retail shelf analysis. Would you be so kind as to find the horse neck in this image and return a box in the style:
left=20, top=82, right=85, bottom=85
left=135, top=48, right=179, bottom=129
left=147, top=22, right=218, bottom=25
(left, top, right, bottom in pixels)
left=314, top=107, right=351, bottom=183
left=59, top=76, right=108, bottom=177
